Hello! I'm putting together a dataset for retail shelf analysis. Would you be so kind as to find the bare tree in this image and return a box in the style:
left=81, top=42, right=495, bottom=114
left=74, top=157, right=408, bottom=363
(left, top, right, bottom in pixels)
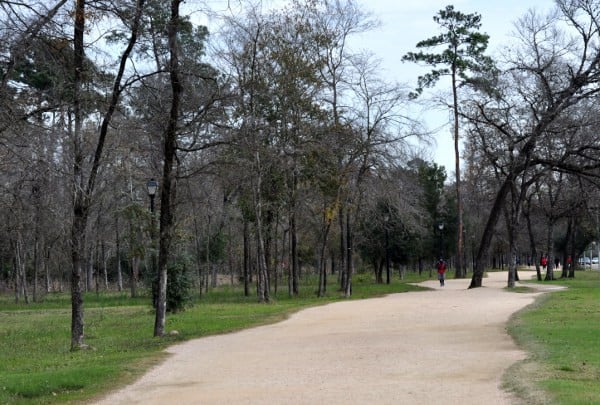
left=70, top=0, right=147, bottom=349
left=153, top=0, right=189, bottom=335
left=464, top=2, right=600, bottom=288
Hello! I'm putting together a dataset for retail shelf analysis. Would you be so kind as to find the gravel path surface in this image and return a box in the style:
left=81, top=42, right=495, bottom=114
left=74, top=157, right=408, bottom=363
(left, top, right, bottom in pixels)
left=95, top=271, right=563, bottom=405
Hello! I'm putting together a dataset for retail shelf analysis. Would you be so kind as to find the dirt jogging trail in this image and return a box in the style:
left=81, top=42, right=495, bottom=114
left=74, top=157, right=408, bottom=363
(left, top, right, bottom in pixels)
left=95, top=271, right=564, bottom=405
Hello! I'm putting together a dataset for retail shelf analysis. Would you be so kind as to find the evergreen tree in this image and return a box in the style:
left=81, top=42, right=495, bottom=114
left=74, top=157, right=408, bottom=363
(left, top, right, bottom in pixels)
left=403, top=5, right=495, bottom=278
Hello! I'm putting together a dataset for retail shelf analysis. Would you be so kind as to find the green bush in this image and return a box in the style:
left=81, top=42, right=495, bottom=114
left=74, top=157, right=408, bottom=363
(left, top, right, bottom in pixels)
left=150, top=256, right=193, bottom=313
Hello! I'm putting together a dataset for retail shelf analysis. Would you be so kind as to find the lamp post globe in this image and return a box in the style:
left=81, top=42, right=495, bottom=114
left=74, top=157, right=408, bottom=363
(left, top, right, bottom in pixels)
left=146, top=178, right=158, bottom=213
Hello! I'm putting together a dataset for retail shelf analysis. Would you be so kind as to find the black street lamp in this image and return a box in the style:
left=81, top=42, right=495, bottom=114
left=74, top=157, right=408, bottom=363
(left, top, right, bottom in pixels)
left=471, top=234, right=476, bottom=271
left=146, top=178, right=158, bottom=304
left=146, top=178, right=158, bottom=245
left=146, top=178, right=158, bottom=213
left=384, top=214, right=390, bottom=284
left=437, top=222, right=444, bottom=258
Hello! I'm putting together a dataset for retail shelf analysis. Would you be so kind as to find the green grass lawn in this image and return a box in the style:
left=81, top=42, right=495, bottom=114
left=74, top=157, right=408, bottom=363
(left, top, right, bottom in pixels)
left=0, top=272, right=429, bottom=404
left=2, top=269, right=598, bottom=404
left=507, top=270, right=600, bottom=404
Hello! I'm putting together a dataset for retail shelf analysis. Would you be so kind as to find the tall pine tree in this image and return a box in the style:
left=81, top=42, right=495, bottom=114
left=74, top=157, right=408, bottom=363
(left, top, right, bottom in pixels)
left=403, top=5, right=495, bottom=278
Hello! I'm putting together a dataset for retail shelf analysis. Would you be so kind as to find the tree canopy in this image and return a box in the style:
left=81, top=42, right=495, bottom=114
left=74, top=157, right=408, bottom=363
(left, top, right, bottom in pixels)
left=2, top=0, right=600, bottom=348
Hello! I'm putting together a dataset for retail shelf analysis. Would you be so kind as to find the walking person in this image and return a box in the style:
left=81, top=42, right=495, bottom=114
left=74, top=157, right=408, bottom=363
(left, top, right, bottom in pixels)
left=540, top=255, right=547, bottom=270
left=436, top=257, right=447, bottom=287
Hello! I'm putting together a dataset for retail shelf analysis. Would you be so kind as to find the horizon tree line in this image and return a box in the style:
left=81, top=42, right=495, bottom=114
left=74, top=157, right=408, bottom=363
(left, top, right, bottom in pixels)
left=1, top=0, right=600, bottom=348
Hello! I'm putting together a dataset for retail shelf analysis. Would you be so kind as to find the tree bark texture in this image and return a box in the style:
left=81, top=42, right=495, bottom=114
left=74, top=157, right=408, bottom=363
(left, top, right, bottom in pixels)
left=544, top=220, right=556, bottom=281
left=524, top=203, right=542, bottom=281
left=469, top=176, right=512, bottom=288
left=243, top=220, right=250, bottom=297
left=344, top=211, right=353, bottom=298
left=154, top=0, right=183, bottom=337
left=317, top=216, right=332, bottom=297
left=451, top=68, right=464, bottom=279
left=70, top=0, right=86, bottom=350
left=69, top=0, right=146, bottom=348
left=253, top=151, right=270, bottom=303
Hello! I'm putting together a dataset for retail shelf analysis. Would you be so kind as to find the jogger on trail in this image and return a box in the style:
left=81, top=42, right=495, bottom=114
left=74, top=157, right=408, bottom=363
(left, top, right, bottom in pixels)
left=436, top=258, right=446, bottom=287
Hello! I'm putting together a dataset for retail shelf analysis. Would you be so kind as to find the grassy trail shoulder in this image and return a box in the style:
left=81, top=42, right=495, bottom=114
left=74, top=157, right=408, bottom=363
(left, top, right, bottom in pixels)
left=0, top=273, right=428, bottom=404
left=506, top=270, right=600, bottom=404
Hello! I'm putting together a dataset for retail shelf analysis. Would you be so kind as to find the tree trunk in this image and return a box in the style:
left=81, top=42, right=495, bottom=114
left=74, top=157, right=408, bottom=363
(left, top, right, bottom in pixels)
left=228, top=223, right=235, bottom=287
left=253, top=151, right=270, bottom=303
left=544, top=220, right=556, bottom=281
left=15, top=237, right=29, bottom=304
left=192, top=216, right=203, bottom=295
left=70, top=213, right=86, bottom=349
left=32, top=204, right=41, bottom=301
left=451, top=67, right=464, bottom=279
left=344, top=211, right=353, bottom=298
left=243, top=220, right=250, bottom=297
left=524, top=204, right=542, bottom=281
left=290, top=206, right=299, bottom=297
left=33, top=238, right=39, bottom=302
left=470, top=176, right=513, bottom=288
left=154, top=0, right=182, bottom=337
left=102, top=242, right=108, bottom=290
left=507, top=240, right=517, bottom=288
left=12, top=245, right=19, bottom=303
left=206, top=216, right=212, bottom=290
left=70, top=0, right=145, bottom=349
left=339, top=205, right=347, bottom=290
left=374, top=259, right=383, bottom=284
left=568, top=220, right=576, bottom=278
left=275, top=222, right=288, bottom=296
left=70, top=0, right=86, bottom=350
left=560, top=216, right=574, bottom=279
left=94, top=240, right=100, bottom=294
left=86, top=243, right=94, bottom=292
left=264, top=210, right=274, bottom=293
left=317, top=218, right=332, bottom=297
left=45, top=247, right=51, bottom=293
left=116, top=217, right=123, bottom=291
left=130, top=256, right=139, bottom=298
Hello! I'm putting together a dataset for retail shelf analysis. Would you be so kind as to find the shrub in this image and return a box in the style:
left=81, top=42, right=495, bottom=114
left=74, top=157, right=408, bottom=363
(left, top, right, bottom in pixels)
left=150, top=256, right=193, bottom=313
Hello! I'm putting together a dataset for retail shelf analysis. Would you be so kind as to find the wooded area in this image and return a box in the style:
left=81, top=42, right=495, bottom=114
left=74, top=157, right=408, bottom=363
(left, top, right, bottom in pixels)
left=2, top=0, right=600, bottom=348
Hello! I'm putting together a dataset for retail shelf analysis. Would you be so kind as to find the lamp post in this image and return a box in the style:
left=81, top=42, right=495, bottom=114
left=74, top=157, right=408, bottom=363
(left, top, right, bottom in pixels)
left=471, top=234, right=476, bottom=272
left=146, top=178, right=158, bottom=214
left=437, top=222, right=444, bottom=259
left=384, top=214, right=390, bottom=284
left=146, top=178, right=158, bottom=242
left=146, top=179, right=158, bottom=302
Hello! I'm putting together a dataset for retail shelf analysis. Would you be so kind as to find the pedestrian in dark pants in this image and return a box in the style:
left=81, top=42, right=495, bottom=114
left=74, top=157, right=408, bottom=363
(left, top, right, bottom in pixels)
left=436, top=258, right=447, bottom=287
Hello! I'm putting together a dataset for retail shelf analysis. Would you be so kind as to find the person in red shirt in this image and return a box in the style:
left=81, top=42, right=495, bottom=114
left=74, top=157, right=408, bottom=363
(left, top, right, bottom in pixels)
left=436, top=258, right=447, bottom=287
left=540, top=255, right=547, bottom=269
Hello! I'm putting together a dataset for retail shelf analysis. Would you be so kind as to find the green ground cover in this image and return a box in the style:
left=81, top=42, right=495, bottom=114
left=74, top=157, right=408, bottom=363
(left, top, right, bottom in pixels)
left=2, top=270, right=598, bottom=404
left=0, top=273, right=428, bottom=404
left=507, top=270, right=600, bottom=404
